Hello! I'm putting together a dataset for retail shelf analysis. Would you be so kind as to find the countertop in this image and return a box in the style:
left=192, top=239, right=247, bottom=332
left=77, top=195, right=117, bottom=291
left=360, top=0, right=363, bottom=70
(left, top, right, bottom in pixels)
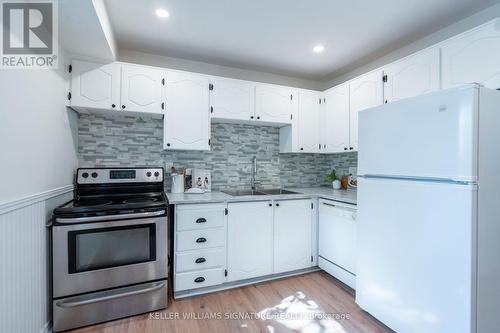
left=166, top=187, right=357, bottom=205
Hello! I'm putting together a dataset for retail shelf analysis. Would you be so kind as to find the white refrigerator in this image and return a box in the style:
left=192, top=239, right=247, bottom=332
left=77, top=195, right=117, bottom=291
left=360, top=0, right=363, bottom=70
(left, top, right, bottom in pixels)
left=356, top=85, right=500, bottom=333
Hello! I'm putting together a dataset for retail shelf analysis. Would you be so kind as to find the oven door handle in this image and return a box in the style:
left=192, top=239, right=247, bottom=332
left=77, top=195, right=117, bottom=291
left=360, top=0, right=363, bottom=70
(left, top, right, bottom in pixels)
left=55, top=210, right=166, bottom=224
left=55, top=281, right=166, bottom=308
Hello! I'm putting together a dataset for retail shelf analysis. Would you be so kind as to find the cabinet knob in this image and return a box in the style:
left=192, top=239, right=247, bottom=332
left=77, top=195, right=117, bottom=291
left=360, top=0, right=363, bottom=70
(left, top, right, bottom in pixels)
left=196, top=237, right=207, bottom=243
left=344, top=147, right=348, bottom=151
left=349, top=147, right=354, bottom=150
left=268, top=203, right=272, bottom=207
left=111, top=104, right=116, bottom=108
left=257, top=116, right=260, bottom=120
left=166, top=143, right=171, bottom=147
left=250, top=116, right=254, bottom=119
left=276, top=203, right=280, bottom=207
left=300, top=148, right=304, bottom=151
left=121, top=105, right=126, bottom=109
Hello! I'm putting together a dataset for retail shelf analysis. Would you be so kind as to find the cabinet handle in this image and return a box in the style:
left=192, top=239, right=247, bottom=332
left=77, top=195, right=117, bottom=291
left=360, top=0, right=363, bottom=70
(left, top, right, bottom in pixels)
left=121, top=105, right=126, bottom=109
left=161, top=102, right=165, bottom=110
left=196, top=237, right=207, bottom=243
left=194, top=277, right=205, bottom=283
left=196, top=218, right=207, bottom=223
left=195, top=257, right=206, bottom=264
left=111, top=104, right=116, bottom=108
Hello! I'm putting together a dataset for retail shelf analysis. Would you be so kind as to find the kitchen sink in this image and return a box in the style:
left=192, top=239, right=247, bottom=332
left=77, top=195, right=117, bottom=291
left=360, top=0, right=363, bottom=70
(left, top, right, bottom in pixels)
left=222, top=189, right=302, bottom=196
left=222, top=190, right=267, bottom=196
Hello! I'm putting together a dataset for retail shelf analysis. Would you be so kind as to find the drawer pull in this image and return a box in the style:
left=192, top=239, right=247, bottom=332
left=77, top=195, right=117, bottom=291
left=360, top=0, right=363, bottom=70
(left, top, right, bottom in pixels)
left=194, top=277, right=205, bottom=283
left=195, top=257, right=206, bottom=264
left=196, top=218, right=207, bottom=223
left=196, top=237, right=207, bottom=243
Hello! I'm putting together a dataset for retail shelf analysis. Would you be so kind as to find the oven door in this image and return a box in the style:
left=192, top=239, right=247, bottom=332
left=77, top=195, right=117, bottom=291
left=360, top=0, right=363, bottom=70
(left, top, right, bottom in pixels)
left=53, top=214, right=168, bottom=298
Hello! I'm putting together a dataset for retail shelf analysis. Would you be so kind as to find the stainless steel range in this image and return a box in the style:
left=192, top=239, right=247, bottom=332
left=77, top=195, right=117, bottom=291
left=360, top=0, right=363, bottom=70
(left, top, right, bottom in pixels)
left=52, top=167, right=168, bottom=332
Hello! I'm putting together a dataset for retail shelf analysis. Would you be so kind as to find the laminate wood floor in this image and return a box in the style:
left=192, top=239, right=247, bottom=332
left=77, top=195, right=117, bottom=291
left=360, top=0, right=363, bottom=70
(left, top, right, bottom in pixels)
left=69, top=272, right=393, bottom=333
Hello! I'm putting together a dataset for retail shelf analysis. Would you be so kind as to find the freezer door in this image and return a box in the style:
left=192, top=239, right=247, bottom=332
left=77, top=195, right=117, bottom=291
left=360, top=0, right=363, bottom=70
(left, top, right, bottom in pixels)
left=358, top=86, right=478, bottom=182
left=356, top=177, right=476, bottom=333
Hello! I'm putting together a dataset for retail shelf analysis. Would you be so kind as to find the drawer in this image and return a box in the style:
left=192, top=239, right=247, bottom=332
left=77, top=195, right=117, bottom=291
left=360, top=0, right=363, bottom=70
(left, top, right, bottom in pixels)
left=174, top=268, right=225, bottom=292
left=175, top=248, right=226, bottom=273
left=176, top=228, right=225, bottom=252
left=176, top=204, right=225, bottom=231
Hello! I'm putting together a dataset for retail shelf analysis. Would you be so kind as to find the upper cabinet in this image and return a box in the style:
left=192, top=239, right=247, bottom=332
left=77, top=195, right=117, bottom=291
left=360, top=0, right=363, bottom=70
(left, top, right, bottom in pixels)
left=349, top=71, right=384, bottom=151
left=442, top=19, right=500, bottom=90
left=320, top=84, right=350, bottom=153
left=209, top=77, right=255, bottom=121
left=164, top=71, right=210, bottom=151
left=70, top=60, right=120, bottom=110
left=383, top=47, right=440, bottom=103
left=255, top=84, right=297, bottom=124
left=297, top=90, right=320, bottom=153
left=120, top=64, right=165, bottom=114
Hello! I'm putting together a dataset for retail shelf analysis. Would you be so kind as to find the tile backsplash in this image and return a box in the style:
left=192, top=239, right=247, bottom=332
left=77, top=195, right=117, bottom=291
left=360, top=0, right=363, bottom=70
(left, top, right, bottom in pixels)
left=78, top=113, right=357, bottom=190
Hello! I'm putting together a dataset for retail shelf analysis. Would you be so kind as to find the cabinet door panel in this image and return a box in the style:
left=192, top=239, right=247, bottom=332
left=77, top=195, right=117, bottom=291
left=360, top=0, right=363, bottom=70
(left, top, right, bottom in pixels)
left=384, top=47, right=440, bottom=103
left=255, top=84, right=296, bottom=124
left=227, top=201, right=273, bottom=282
left=210, top=78, right=255, bottom=121
left=442, top=19, right=500, bottom=90
left=164, top=72, right=210, bottom=150
left=70, top=60, right=120, bottom=109
left=274, top=199, right=312, bottom=273
left=321, top=84, right=350, bottom=153
left=349, top=71, right=384, bottom=151
left=297, top=90, right=320, bottom=152
left=121, top=65, right=164, bottom=114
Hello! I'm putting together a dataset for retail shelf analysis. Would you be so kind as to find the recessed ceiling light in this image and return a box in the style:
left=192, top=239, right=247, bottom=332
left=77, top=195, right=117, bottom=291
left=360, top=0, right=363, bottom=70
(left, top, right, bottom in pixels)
left=155, top=8, right=169, bottom=18
left=313, top=45, right=325, bottom=53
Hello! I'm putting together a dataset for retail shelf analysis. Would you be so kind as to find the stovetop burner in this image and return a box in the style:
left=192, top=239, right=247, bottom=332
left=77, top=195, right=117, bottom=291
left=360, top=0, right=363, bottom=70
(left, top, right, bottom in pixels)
left=73, top=199, right=113, bottom=207
left=123, top=197, right=159, bottom=204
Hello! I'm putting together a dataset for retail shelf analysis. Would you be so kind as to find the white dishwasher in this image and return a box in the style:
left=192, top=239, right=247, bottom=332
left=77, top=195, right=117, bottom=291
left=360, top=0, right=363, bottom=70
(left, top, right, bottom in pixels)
left=318, top=199, right=357, bottom=289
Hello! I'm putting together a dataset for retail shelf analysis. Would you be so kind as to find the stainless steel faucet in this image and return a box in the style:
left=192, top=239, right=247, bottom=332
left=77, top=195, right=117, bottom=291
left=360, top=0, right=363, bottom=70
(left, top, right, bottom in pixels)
left=251, top=156, right=257, bottom=190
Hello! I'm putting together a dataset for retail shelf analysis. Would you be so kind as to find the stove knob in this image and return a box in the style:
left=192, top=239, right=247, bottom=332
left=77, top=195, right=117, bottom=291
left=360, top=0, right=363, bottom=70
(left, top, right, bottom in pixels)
left=82, top=172, right=89, bottom=178
left=154, top=171, right=160, bottom=177
left=146, top=172, right=152, bottom=177
left=91, top=172, right=98, bottom=178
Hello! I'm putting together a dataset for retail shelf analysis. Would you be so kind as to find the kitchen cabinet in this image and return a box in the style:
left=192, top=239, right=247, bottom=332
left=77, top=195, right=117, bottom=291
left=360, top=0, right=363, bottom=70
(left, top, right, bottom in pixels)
left=349, top=71, right=384, bottom=151
left=227, top=201, right=274, bottom=281
left=383, top=47, right=440, bottom=103
left=318, top=199, right=357, bottom=288
left=209, top=77, right=255, bottom=121
left=273, top=199, right=312, bottom=273
left=70, top=60, right=120, bottom=110
left=255, top=84, right=297, bottom=124
left=120, top=64, right=165, bottom=114
left=164, top=71, right=211, bottom=151
left=297, top=90, right=320, bottom=153
left=442, top=19, right=500, bottom=90
left=320, top=84, right=350, bottom=153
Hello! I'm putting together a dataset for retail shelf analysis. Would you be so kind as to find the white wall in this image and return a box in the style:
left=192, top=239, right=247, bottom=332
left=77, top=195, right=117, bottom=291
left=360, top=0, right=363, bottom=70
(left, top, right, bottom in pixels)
left=118, top=49, right=324, bottom=90
left=324, top=2, right=500, bottom=88
left=0, top=49, right=78, bottom=204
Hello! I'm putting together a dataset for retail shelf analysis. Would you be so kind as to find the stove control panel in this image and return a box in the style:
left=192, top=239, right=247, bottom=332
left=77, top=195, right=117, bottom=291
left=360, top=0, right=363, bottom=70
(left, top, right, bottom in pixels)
left=77, top=168, right=164, bottom=184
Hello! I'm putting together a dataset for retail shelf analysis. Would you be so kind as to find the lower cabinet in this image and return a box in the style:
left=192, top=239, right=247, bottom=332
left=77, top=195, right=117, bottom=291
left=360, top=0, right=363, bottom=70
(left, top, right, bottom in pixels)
left=227, top=201, right=274, bottom=282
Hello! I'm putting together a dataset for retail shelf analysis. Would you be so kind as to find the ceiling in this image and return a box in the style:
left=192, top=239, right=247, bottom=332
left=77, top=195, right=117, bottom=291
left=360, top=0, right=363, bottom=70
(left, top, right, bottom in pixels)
left=104, top=0, right=499, bottom=81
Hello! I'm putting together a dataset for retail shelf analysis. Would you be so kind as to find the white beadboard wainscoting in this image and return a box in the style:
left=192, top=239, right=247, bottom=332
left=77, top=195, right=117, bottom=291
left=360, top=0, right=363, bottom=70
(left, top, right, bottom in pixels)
left=0, top=186, right=73, bottom=333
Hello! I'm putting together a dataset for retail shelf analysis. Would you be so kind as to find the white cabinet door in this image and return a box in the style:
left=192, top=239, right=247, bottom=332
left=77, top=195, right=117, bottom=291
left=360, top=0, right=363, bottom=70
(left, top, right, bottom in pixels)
left=349, top=71, right=384, bottom=151
left=210, top=77, right=255, bottom=121
left=255, top=84, right=296, bottom=124
left=164, top=71, right=210, bottom=150
left=120, top=64, right=164, bottom=114
left=227, top=201, right=273, bottom=282
left=442, top=19, right=500, bottom=90
left=383, top=47, right=440, bottom=103
left=70, top=60, right=120, bottom=110
left=297, top=90, right=320, bottom=153
left=318, top=200, right=356, bottom=274
left=274, top=199, right=312, bottom=273
left=321, top=84, right=350, bottom=153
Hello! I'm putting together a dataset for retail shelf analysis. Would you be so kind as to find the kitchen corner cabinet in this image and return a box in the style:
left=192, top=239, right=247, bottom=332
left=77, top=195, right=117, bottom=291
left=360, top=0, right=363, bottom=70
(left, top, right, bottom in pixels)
left=120, top=64, right=165, bottom=114
left=297, top=90, right=320, bottom=153
left=273, top=199, right=312, bottom=273
left=349, top=71, right=384, bottom=151
left=441, top=18, right=500, bottom=90
left=320, top=84, right=350, bottom=153
left=255, top=84, right=297, bottom=124
left=164, top=71, right=211, bottom=151
left=227, top=201, right=274, bottom=282
left=209, top=77, right=255, bottom=121
left=70, top=60, right=120, bottom=110
left=383, top=47, right=440, bottom=103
